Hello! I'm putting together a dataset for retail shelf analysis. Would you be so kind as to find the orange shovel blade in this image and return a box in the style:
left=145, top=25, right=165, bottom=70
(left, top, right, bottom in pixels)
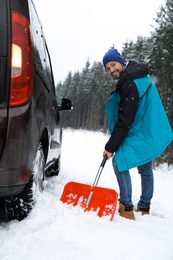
left=60, top=181, right=118, bottom=221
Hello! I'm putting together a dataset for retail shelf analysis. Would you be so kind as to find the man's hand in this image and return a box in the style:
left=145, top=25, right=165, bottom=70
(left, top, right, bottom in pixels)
left=103, top=150, right=113, bottom=159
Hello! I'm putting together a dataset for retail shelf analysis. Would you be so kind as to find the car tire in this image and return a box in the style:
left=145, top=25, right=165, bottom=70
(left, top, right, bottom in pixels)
left=44, top=155, right=61, bottom=177
left=5, top=143, right=45, bottom=221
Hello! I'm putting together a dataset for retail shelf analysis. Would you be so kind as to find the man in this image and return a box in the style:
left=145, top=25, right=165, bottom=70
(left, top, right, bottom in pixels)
left=102, top=48, right=173, bottom=220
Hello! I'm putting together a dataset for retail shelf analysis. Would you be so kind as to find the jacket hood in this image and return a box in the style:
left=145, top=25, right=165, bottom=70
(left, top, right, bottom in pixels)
left=117, top=61, right=149, bottom=87
left=116, top=61, right=150, bottom=97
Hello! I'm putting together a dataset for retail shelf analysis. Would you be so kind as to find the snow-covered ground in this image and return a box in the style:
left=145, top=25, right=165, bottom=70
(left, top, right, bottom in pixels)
left=0, top=129, right=173, bottom=260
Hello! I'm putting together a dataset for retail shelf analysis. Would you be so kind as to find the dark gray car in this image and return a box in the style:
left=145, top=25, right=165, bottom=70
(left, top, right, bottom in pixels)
left=0, top=0, right=72, bottom=221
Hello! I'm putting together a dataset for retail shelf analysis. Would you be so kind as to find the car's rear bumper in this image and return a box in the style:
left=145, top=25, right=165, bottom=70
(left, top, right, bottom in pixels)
left=0, top=166, right=32, bottom=197
left=0, top=184, right=25, bottom=197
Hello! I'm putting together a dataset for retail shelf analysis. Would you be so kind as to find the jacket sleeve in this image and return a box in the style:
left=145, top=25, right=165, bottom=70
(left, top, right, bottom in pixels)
left=105, top=81, right=139, bottom=153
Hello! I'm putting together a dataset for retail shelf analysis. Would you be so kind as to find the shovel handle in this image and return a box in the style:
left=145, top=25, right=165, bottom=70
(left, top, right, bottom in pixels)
left=85, top=155, right=107, bottom=207
left=100, top=154, right=107, bottom=167
left=92, top=155, right=107, bottom=187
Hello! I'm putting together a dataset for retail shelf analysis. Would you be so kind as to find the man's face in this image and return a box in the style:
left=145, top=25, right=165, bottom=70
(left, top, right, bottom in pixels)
left=105, top=61, right=124, bottom=79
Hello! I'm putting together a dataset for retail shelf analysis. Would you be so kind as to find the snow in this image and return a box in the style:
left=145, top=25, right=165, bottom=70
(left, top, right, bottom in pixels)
left=0, top=128, right=173, bottom=260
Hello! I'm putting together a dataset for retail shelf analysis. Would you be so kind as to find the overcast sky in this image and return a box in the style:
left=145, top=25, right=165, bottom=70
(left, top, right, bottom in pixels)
left=34, top=0, right=166, bottom=84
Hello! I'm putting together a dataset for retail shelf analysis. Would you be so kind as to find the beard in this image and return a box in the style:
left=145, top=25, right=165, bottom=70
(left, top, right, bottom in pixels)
left=110, top=68, right=123, bottom=79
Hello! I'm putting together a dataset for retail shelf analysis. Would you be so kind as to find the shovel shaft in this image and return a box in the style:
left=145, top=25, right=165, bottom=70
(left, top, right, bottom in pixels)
left=92, top=155, right=107, bottom=186
left=85, top=191, right=94, bottom=207
left=85, top=155, right=107, bottom=207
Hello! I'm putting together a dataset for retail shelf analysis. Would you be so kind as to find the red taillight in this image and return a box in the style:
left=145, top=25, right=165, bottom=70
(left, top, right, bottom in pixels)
left=10, top=12, right=34, bottom=107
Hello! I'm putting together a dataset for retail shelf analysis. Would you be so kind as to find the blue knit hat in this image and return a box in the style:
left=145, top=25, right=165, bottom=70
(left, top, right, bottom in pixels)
left=103, top=48, right=125, bottom=67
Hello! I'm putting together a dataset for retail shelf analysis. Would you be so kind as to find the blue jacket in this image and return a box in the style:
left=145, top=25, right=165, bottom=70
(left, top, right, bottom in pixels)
left=106, top=62, right=173, bottom=171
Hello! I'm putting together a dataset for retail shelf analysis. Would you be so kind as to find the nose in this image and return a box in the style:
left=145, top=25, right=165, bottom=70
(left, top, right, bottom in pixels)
left=110, top=65, right=115, bottom=73
left=109, top=67, right=115, bottom=76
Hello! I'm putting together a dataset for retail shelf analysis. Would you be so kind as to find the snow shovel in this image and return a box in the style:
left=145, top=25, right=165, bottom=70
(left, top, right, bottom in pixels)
left=60, top=156, right=118, bottom=221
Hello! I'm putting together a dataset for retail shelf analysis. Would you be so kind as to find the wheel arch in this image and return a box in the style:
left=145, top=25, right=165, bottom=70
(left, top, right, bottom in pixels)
left=40, top=128, right=49, bottom=162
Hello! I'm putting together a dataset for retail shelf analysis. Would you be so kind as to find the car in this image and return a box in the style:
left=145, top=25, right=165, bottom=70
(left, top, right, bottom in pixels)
left=0, top=0, right=72, bottom=221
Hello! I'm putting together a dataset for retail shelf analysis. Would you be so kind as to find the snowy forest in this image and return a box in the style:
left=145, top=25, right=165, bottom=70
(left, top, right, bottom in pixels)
left=56, top=0, right=173, bottom=165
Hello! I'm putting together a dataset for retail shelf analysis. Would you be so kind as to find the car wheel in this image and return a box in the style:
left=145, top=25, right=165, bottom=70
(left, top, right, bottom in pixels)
left=5, top=143, right=45, bottom=221
left=44, top=155, right=61, bottom=177
left=55, top=155, right=61, bottom=174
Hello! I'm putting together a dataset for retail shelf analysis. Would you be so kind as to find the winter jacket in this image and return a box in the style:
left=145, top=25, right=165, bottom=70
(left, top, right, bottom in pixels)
left=105, top=61, right=173, bottom=171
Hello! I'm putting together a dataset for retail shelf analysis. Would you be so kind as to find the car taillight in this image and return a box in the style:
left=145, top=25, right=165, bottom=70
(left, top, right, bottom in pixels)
left=10, top=12, right=34, bottom=107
